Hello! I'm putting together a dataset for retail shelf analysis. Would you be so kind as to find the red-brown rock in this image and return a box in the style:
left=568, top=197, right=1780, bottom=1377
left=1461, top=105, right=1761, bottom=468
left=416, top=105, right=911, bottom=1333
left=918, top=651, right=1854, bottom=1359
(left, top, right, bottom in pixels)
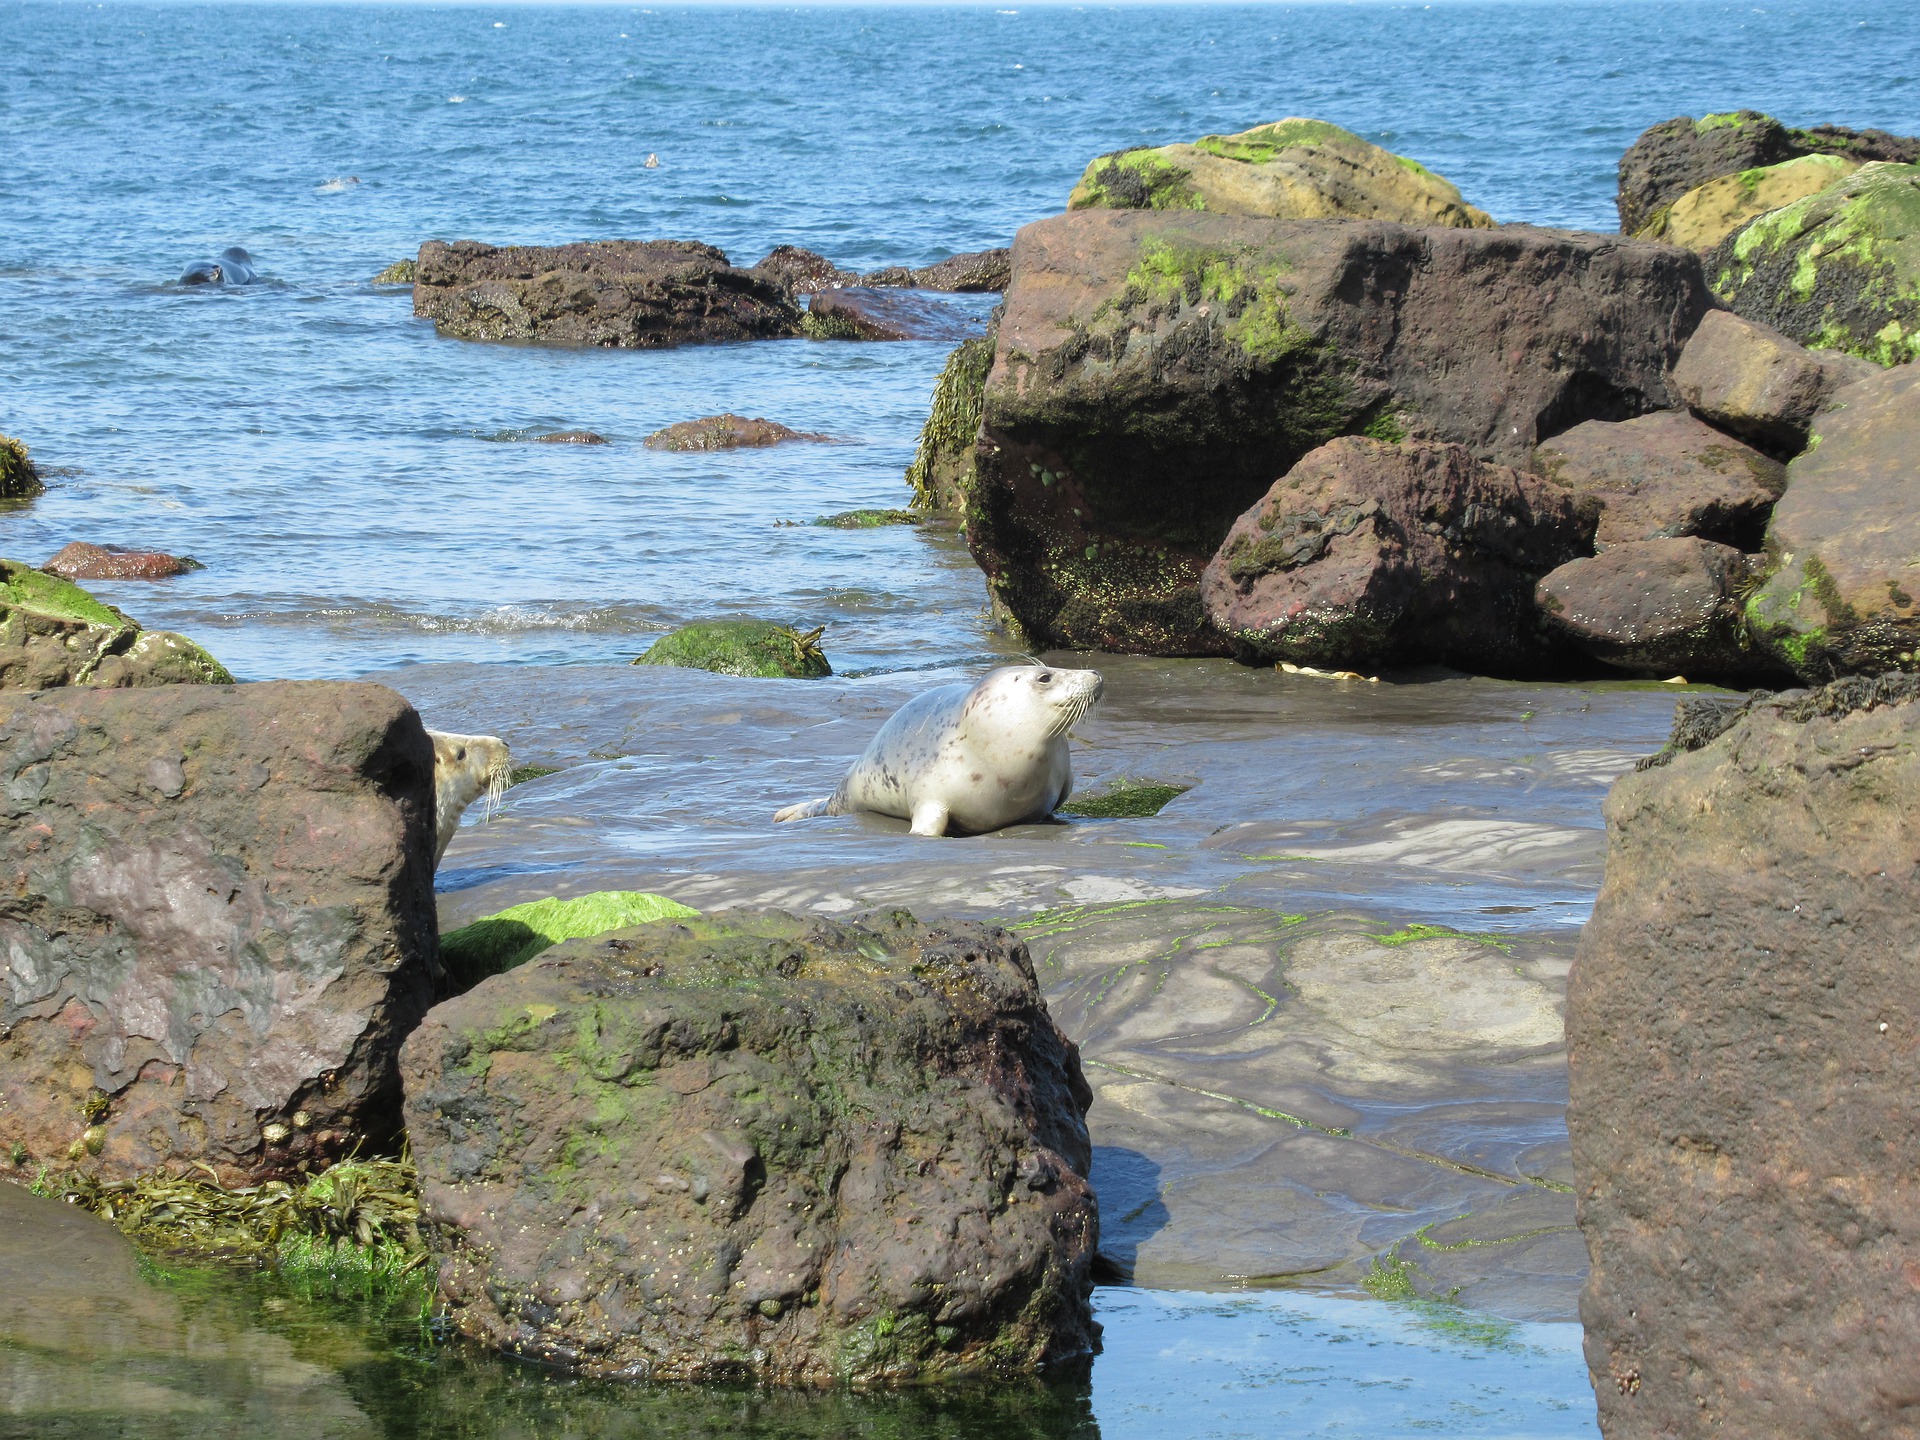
left=42, top=542, right=201, bottom=581
left=1671, top=310, right=1876, bottom=453
left=748, top=245, right=858, bottom=296
left=1531, top=409, right=1784, bottom=551
left=1200, top=437, right=1595, bottom=675
left=0, top=681, right=441, bottom=1185
left=1569, top=673, right=1920, bottom=1437
left=643, top=414, right=835, bottom=451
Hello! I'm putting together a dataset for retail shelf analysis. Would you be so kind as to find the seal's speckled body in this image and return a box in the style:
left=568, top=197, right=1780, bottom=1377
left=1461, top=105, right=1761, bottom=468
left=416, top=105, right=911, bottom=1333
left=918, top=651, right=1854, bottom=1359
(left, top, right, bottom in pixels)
left=773, top=664, right=1104, bottom=836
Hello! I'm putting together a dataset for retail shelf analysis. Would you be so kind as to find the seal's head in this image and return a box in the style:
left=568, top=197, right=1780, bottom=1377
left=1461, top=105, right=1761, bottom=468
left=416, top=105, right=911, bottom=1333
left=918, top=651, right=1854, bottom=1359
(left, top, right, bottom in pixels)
left=963, top=663, right=1104, bottom=739
left=428, top=729, right=512, bottom=866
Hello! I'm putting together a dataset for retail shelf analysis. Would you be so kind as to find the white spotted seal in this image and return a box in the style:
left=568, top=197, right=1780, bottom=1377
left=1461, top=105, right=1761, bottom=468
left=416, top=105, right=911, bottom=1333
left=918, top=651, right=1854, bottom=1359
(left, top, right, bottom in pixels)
left=773, top=664, right=1103, bottom=836
left=429, top=729, right=511, bottom=865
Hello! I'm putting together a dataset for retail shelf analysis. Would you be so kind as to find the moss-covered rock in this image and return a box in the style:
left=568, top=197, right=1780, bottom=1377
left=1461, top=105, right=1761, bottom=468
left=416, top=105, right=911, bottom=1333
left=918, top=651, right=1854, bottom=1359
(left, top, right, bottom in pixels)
left=633, top=619, right=831, bottom=678
left=400, top=908, right=1099, bottom=1386
left=439, top=890, right=698, bottom=992
left=372, top=258, right=416, bottom=285
left=1638, top=153, right=1860, bottom=252
left=0, top=434, right=42, bottom=501
left=0, top=558, right=234, bottom=689
left=811, top=509, right=922, bottom=529
left=904, top=333, right=995, bottom=512
left=1068, top=118, right=1493, bottom=228
left=1708, top=161, right=1920, bottom=365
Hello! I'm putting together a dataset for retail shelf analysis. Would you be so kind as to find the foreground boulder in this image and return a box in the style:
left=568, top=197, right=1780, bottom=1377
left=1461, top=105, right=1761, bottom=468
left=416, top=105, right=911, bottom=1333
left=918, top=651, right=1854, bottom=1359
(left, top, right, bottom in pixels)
left=1670, top=310, right=1875, bottom=452
left=644, top=415, right=833, bottom=451
left=1199, top=437, right=1593, bottom=675
left=412, top=239, right=801, bottom=347
left=1637, top=153, right=1859, bottom=251
left=969, top=209, right=1712, bottom=652
left=1, top=433, right=40, bottom=501
left=1745, top=363, right=1920, bottom=677
left=0, top=559, right=232, bottom=689
left=1535, top=538, right=1773, bottom=682
left=401, top=909, right=1099, bottom=1385
left=1708, top=161, right=1920, bottom=365
left=43, top=542, right=201, bottom=581
left=634, top=619, right=831, bottom=678
left=0, top=681, right=441, bottom=1185
left=1531, top=410, right=1783, bottom=550
left=1616, top=110, right=1920, bottom=235
left=1569, top=673, right=1920, bottom=1436
left=1068, top=119, right=1493, bottom=228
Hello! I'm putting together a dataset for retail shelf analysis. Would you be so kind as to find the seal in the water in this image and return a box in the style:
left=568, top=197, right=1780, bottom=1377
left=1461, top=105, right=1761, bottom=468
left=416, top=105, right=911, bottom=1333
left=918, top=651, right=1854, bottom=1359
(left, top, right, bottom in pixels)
left=429, top=729, right=511, bottom=865
left=179, top=246, right=258, bottom=286
left=773, top=663, right=1103, bottom=836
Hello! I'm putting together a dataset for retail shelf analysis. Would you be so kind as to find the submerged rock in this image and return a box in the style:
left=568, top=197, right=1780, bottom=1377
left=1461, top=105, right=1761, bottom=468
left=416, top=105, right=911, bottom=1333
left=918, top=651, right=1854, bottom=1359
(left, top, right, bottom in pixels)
left=1569, top=673, right=1920, bottom=1436
left=1708, top=161, right=1920, bottom=364
left=373, top=258, right=416, bottom=285
left=0, top=433, right=42, bottom=501
left=967, top=209, right=1711, bottom=654
left=811, top=508, right=923, bottom=529
left=1670, top=310, right=1876, bottom=453
left=412, top=239, right=802, bottom=347
left=1638, top=152, right=1860, bottom=252
left=401, top=909, right=1099, bottom=1385
left=645, top=414, right=833, bottom=451
left=1068, top=118, right=1493, bottom=228
left=438, top=889, right=699, bottom=992
left=0, top=681, right=441, bottom=1185
left=42, top=542, right=202, bottom=581
left=634, top=619, right=831, bottom=678
left=1616, top=110, right=1920, bottom=236
left=0, top=559, right=232, bottom=689
left=1531, top=409, right=1784, bottom=551
left=804, top=287, right=983, bottom=342
left=1745, top=363, right=1920, bottom=677
left=1199, top=437, right=1594, bottom=676
left=1535, top=537, right=1773, bottom=682
left=530, top=429, right=609, bottom=445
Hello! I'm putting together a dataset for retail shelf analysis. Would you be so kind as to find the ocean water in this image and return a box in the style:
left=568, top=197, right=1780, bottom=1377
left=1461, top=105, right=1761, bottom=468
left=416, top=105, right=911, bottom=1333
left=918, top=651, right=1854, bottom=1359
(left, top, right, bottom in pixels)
left=3, top=0, right=1916, bottom=678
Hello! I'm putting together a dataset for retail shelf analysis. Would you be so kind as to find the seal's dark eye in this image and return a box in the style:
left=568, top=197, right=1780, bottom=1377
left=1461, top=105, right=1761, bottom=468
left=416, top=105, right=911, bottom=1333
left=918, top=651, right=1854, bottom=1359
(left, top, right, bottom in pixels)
left=1037, top=672, right=1053, bottom=684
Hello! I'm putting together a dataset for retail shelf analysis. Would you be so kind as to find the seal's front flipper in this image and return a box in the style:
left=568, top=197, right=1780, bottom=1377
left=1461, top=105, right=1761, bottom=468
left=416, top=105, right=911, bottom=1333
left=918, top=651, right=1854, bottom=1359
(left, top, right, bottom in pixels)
left=909, top=800, right=951, bottom=837
left=773, top=797, right=831, bottom=823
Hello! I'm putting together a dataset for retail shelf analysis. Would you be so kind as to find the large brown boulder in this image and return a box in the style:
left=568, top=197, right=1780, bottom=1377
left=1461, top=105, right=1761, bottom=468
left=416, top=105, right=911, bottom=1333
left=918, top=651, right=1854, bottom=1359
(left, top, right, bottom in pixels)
left=1616, top=110, right=1920, bottom=236
left=1068, top=118, right=1493, bottom=229
left=0, top=559, right=232, bottom=690
left=1198, top=437, right=1594, bottom=675
left=968, top=209, right=1713, bottom=653
left=1707, top=162, right=1920, bottom=365
left=1535, top=537, right=1774, bottom=682
left=412, top=239, right=802, bottom=347
left=1531, top=409, right=1784, bottom=551
left=1746, top=363, right=1920, bottom=677
left=401, top=909, right=1098, bottom=1387
left=0, top=682, right=441, bottom=1186
left=1671, top=310, right=1876, bottom=453
left=1569, top=673, right=1920, bottom=1437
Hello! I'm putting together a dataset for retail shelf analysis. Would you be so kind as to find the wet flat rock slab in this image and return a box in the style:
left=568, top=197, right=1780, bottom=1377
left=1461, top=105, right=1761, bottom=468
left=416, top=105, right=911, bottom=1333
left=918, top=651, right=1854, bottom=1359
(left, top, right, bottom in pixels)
left=1021, top=901, right=1582, bottom=1319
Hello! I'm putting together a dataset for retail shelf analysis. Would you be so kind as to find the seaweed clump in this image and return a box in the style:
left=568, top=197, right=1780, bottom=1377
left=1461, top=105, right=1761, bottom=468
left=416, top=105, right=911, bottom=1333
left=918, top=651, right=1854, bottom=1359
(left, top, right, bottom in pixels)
left=633, top=618, right=832, bottom=678
left=0, top=434, right=42, bottom=501
left=905, top=333, right=996, bottom=512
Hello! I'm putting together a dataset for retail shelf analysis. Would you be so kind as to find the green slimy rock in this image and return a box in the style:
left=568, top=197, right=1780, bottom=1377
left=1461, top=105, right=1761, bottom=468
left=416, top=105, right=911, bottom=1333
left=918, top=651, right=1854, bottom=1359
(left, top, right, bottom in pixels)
left=439, top=890, right=698, bottom=991
left=1709, top=161, right=1920, bottom=365
left=399, top=908, right=1098, bottom=1386
left=904, top=333, right=995, bottom=513
left=0, top=435, right=42, bottom=501
left=1068, top=118, right=1493, bottom=228
left=811, top=509, right=922, bottom=529
left=1058, top=779, right=1191, bottom=818
left=633, top=619, right=831, bottom=678
left=372, top=258, right=416, bottom=285
left=0, top=558, right=233, bottom=689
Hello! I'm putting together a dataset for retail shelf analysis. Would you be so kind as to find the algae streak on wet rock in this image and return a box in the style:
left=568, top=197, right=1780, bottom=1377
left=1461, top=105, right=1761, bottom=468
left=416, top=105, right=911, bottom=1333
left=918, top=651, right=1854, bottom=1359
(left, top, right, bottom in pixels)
left=1708, top=161, right=1920, bottom=365
left=0, top=558, right=232, bottom=689
left=0, top=682, right=441, bottom=1185
left=401, top=909, right=1099, bottom=1386
left=1569, top=674, right=1920, bottom=1437
left=967, top=210, right=1712, bottom=653
left=1068, top=118, right=1494, bottom=229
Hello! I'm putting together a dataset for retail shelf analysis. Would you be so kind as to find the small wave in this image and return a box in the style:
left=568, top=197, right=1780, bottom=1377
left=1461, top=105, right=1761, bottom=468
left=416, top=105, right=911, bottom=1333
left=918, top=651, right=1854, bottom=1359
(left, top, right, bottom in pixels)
left=316, top=176, right=361, bottom=193
left=448, top=95, right=467, bottom=103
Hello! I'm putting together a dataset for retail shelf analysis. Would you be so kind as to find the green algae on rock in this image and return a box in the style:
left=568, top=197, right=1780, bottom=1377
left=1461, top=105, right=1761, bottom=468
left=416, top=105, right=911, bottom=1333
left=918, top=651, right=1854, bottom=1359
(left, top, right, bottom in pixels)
left=1068, top=118, right=1494, bottom=229
left=811, top=508, right=923, bottom=528
left=400, top=908, right=1099, bottom=1386
left=1637, top=152, right=1860, bottom=252
left=1709, top=161, right=1920, bottom=365
left=634, top=618, right=831, bottom=678
left=905, top=332, right=995, bottom=512
left=372, top=258, right=416, bottom=285
left=0, top=557, right=234, bottom=688
left=0, top=433, right=42, bottom=501
left=439, top=889, right=699, bottom=991
left=1058, top=778, right=1191, bottom=819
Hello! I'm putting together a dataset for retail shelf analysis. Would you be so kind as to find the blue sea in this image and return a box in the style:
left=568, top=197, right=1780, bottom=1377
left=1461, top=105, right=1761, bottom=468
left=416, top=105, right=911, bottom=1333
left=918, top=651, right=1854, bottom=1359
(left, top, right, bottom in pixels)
left=3, top=0, right=1916, bottom=680
left=2, top=2, right=1915, bottom=1434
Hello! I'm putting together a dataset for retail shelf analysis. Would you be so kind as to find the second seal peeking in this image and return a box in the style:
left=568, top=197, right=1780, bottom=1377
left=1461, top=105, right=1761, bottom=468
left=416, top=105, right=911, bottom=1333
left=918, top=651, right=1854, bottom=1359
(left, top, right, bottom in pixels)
left=773, top=663, right=1104, bottom=836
